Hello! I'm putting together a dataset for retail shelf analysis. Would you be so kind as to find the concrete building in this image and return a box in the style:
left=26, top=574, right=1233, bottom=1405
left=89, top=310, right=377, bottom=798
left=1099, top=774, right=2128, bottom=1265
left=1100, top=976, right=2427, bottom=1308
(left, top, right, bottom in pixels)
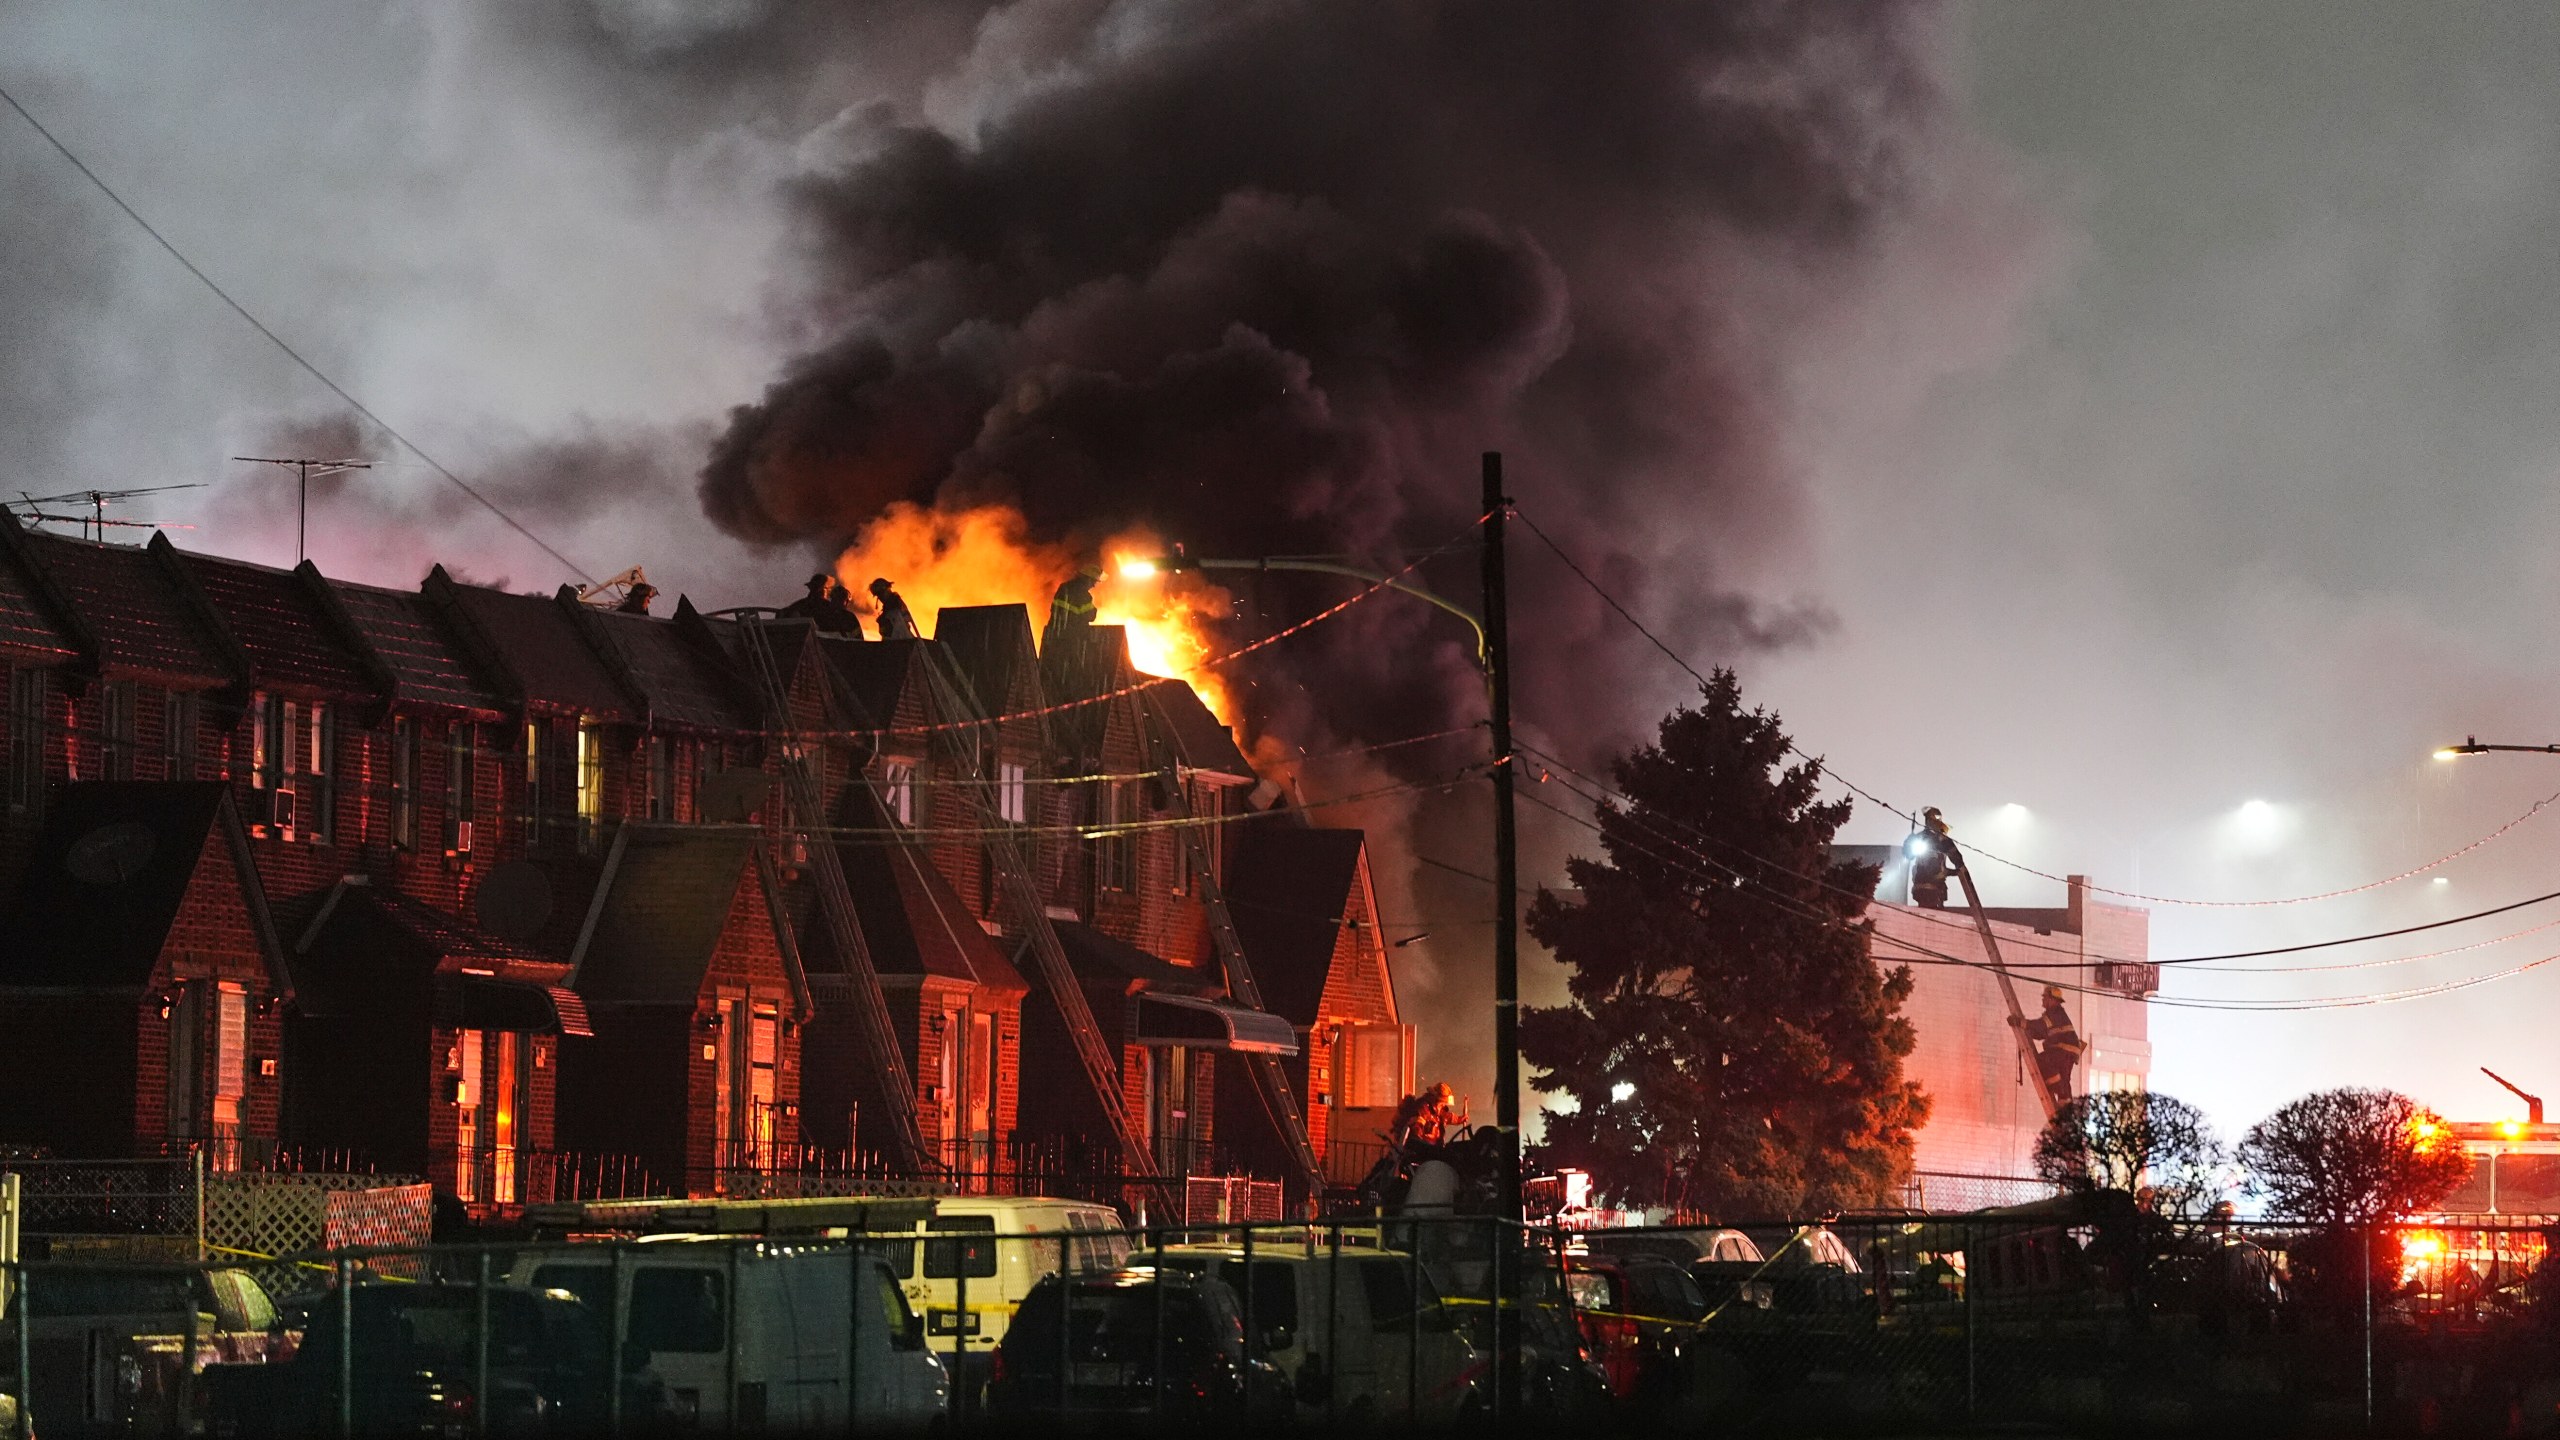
left=1845, top=847, right=2159, bottom=1206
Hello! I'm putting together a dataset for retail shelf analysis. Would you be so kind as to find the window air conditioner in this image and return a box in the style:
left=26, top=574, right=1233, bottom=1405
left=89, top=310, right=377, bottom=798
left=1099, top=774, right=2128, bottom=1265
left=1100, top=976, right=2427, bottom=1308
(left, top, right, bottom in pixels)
left=268, top=787, right=296, bottom=831
left=451, top=819, right=475, bottom=854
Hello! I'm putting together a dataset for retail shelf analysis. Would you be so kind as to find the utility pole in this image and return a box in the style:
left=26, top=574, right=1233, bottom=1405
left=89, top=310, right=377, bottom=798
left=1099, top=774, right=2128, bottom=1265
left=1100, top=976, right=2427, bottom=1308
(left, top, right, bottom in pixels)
left=1481, top=449, right=1521, bottom=1412
left=231, top=456, right=372, bottom=564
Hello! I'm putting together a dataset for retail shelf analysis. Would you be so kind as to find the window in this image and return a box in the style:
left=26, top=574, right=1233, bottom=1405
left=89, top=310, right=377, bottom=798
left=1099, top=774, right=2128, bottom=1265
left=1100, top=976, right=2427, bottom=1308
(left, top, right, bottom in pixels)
left=879, top=758, right=915, bottom=826
left=522, top=720, right=547, bottom=847
left=101, top=680, right=136, bottom=781
left=453, top=1028, right=483, bottom=1202
left=305, top=703, right=334, bottom=845
left=250, top=692, right=282, bottom=794
left=165, top=981, right=203, bottom=1137
left=575, top=723, right=602, bottom=852
left=1360, top=1258, right=1419, bottom=1332
left=446, top=723, right=479, bottom=852
left=629, top=1270, right=726, bottom=1353
left=1336, top=1025, right=1412, bottom=1109
left=645, top=736, right=672, bottom=821
left=997, top=761, right=1027, bottom=824
left=389, top=718, right=418, bottom=848
left=7, top=667, right=42, bottom=813
left=162, top=691, right=198, bottom=781
left=923, top=1216, right=997, bottom=1279
left=1093, top=779, right=1134, bottom=891
left=212, top=982, right=247, bottom=1128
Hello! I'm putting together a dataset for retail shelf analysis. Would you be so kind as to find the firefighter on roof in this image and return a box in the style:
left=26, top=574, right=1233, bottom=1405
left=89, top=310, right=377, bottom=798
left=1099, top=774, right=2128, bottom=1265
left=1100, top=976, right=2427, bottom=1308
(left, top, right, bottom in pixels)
left=869, top=576, right=919, bottom=641
left=1043, top=563, right=1102, bottom=652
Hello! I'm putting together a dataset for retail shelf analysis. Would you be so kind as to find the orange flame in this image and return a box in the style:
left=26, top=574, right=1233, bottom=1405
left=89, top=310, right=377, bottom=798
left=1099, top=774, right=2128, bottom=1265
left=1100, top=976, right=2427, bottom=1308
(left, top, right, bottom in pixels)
left=828, top=502, right=1241, bottom=729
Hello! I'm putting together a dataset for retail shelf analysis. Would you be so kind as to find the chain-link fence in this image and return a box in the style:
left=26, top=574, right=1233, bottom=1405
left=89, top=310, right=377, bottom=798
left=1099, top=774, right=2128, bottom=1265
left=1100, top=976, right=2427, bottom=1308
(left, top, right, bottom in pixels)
left=8, top=1209, right=2560, bottom=1437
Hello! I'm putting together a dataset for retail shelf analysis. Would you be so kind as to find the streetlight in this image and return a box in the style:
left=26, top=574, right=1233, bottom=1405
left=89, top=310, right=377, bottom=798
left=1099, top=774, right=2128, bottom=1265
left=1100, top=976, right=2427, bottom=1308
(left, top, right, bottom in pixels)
left=2435, top=736, right=2560, bottom=760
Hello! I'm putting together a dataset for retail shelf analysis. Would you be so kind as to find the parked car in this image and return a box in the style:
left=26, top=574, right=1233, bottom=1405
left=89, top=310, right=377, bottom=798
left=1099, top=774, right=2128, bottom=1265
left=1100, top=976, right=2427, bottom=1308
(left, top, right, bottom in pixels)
left=853, top=1194, right=1129, bottom=1390
left=509, top=1239, right=947, bottom=1429
left=987, top=1269, right=1289, bottom=1425
left=1564, top=1256, right=1708, bottom=1405
left=201, top=1281, right=639, bottom=1437
left=1131, top=1241, right=1481, bottom=1422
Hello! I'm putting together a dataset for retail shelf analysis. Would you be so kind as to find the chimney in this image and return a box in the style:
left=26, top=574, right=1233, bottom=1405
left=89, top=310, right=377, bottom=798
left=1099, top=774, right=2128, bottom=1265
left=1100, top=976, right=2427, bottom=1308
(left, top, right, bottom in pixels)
left=2066, top=874, right=2086, bottom=935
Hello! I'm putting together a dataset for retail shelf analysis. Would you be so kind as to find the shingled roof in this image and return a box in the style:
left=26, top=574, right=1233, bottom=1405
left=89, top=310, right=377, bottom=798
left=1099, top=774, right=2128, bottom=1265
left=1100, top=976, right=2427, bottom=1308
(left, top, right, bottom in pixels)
left=566, top=824, right=805, bottom=1014
left=290, top=878, right=587, bottom=1035
left=426, top=567, right=632, bottom=720
left=1226, top=825, right=1372, bottom=1025
left=173, top=549, right=378, bottom=699
left=16, top=532, right=231, bottom=688
left=0, top=515, right=85, bottom=664
left=1140, top=680, right=1253, bottom=780
left=0, top=782, right=283, bottom=991
left=330, top=580, right=507, bottom=718
left=934, top=604, right=1043, bottom=720
left=573, top=603, right=756, bottom=731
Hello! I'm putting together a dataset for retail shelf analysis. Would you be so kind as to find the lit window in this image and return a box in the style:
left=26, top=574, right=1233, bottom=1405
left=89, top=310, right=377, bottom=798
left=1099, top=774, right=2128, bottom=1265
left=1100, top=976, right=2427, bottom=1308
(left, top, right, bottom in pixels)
left=998, top=762, right=1028, bottom=824
left=880, top=758, right=915, bottom=826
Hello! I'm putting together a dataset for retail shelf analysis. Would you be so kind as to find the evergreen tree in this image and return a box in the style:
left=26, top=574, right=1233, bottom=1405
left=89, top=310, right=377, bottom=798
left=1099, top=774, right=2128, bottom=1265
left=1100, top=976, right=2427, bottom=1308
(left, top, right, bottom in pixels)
left=1522, top=669, right=1927, bottom=1216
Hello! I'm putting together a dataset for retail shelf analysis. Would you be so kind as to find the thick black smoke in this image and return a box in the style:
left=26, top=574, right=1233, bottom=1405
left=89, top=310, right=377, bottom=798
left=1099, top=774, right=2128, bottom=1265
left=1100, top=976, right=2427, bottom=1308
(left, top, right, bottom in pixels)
left=700, top=0, right=1940, bottom=763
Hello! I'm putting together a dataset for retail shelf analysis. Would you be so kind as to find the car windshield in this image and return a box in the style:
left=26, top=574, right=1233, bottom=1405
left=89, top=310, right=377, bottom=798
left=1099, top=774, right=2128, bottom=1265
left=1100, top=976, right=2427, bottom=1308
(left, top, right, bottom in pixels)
left=350, top=1290, right=563, bottom=1370
left=1011, top=1280, right=1213, bottom=1364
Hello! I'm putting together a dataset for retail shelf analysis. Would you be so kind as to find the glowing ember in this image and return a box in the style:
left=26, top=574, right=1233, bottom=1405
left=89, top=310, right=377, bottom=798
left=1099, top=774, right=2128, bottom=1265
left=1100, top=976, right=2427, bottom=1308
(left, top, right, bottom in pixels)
left=828, top=503, right=1241, bottom=730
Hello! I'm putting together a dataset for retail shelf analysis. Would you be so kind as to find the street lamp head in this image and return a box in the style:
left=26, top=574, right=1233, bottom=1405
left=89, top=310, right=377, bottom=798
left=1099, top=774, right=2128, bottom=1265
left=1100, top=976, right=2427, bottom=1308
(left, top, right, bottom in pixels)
left=2435, top=737, right=2485, bottom=760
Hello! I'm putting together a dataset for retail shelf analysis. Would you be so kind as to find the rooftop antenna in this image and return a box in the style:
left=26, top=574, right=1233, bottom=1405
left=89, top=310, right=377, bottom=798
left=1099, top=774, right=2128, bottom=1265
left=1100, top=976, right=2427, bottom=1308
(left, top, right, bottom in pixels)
left=230, top=456, right=373, bottom=564
left=2483, top=1066, right=2544, bottom=1125
left=9, top=484, right=206, bottom=541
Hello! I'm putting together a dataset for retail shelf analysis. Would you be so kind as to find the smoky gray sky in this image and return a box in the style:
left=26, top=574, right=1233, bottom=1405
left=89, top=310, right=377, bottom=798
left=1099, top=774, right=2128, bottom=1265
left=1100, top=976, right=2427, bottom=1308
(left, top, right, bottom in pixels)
left=5, top=1, right=2559, bottom=1138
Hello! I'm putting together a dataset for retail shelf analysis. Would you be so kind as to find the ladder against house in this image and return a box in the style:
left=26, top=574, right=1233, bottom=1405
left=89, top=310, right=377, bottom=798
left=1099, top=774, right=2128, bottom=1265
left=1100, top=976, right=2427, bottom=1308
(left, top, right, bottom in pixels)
left=735, top=617, right=933, bottom=1173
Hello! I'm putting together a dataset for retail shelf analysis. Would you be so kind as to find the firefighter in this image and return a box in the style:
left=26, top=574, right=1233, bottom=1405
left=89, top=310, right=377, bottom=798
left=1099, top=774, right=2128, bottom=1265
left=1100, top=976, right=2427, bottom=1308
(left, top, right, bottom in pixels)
left=869, top=576, right=919, bottom=641
left=1907, top=806, right=1955, bottom=908
left=1043, top=563, right=1102, bottom=652
left=779, top=573, right=859, bottom=634
left=616, top=579, right=660, bottom=615
left=2022, top=984, right=2086, bottom=1100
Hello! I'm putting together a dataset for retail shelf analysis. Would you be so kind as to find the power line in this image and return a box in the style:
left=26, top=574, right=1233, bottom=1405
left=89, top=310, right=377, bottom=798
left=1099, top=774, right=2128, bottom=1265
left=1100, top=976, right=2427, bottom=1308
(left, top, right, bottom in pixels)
left=0, top=82, right=596, bottom=583
left=1514, top=776, right=2560, bottom=1013
left=1513, top=734, right=2560, bottom=971
left=1513, top=499, right=2560, bottom=909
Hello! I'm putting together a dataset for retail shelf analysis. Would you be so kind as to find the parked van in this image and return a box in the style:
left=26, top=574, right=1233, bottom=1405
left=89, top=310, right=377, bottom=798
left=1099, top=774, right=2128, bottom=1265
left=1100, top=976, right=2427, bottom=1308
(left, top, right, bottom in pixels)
left=1132, top=1241, right=1481, bottom=1422
left=852, top=1196, right=1129, bottom=1376
left=506, top=1240, right=946, bottom=1430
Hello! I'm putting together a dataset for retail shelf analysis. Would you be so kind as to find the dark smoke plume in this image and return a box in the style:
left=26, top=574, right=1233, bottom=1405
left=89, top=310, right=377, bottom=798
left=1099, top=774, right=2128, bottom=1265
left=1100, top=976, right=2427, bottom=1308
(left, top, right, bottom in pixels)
left=702, top=0, right=1945, bottom=759
left=696, top=0, right=1998, bottom=1092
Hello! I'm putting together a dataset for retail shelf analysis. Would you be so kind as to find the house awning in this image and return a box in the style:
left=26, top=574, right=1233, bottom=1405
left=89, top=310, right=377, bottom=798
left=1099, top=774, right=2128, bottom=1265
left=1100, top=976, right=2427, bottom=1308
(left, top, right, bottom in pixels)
left=1134, top=993, right=1299, bottom=1055
left=458, top=977, right=595, bottom=1037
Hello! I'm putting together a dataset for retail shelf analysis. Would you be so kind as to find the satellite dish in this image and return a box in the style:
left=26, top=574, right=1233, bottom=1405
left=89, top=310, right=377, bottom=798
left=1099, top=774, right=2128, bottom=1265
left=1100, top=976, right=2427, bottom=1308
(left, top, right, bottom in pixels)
left=700, top=769, right=773, bottom=824
left=66, top=821, right=155, bottom=886
left=476, top=860, right=554, bottom=943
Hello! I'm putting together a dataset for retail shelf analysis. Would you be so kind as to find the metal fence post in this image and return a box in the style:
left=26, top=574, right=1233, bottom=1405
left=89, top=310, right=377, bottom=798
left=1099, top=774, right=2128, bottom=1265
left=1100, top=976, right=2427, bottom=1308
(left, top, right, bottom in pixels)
left=474, top=1249, right=491, bottom=1438
left=846, top=1243, right=862, bottom=1427
left=180, top=1260, right=200, bottom=1435
left=10, top=1265, right=26, bottom=1435
left=1150, top=1224, right=1166, bottom=1420
left=1241, top=1221, right=1256, bottom=1371
left=607, top=1245, right=626, bottom=1437
left=1965, top=1220, right=1977, bottom=1421
left=335, top=1256, right=354, bottom=1440
left=1408, top=1234, right=1421, bottom=1419
left=1486, top=1215, right=1502, bottom=1425
left=1327, top=1220, right=1343, bottom=1428
left=2363, top=1219, right=2374, bottom=1432
left=953, top=1242, right=969, bottom=1425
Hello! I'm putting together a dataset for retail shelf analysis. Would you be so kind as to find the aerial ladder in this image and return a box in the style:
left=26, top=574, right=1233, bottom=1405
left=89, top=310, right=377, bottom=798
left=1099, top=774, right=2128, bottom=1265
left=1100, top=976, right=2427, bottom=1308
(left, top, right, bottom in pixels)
left=1135, top=686, right=1326, bottom=1194
left=734, top=617, right=933, bottom=1172
left=905, top=646, right=1162, bottom=1183
left=1908, top=807, right=2065, bottom=1120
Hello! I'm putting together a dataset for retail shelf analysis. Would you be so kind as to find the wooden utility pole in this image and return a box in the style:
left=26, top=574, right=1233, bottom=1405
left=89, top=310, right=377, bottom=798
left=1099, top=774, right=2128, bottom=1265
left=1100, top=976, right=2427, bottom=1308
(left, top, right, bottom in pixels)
left=1482, top=450, right=1522, bottom=1412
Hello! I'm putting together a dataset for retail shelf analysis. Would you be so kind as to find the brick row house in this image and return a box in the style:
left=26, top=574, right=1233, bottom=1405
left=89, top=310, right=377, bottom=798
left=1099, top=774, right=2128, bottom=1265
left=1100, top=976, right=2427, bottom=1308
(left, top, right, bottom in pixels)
left=0, top=517, right=1421, bottom=1214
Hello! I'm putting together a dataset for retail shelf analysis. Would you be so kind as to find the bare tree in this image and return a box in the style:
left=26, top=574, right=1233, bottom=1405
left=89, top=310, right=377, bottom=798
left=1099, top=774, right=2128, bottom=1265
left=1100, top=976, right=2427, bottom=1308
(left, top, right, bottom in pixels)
left=2238, top=1087, right=2472, bottom=1226
left=2033, top=1090, right=2228, bottom=1219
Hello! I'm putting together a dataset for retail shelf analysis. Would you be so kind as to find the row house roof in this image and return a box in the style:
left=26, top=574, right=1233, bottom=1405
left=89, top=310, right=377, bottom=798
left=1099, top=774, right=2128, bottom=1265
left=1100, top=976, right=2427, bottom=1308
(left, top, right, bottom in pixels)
left=563, top=823, right=812, bottom=1018
left=0, top=515, right=86, bottom=665
left=822, top=786, right=1029, bottom=993
left=569, top=599, right=756, bottom=732
left=4, top=527, right=232, bottom=689
left=0, top=781, right=287, bottom=992
left=330, top=581, right=508, bottom=719
left=173, top=549, right=388, bottom=702
left=1225, top=825, right=1375, bottom=1025
left=290, top=876, right=590, bottom=1036
left=426, top=568, right=635, bottom=722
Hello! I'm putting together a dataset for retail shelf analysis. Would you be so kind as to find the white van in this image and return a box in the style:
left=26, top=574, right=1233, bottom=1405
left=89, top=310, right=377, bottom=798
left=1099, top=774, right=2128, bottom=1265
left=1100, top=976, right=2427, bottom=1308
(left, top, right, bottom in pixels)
left=507, top=1240, right=948, bottom=1430
left=853, top=1196, right=1130, bottom=1373
left=1134, top=1241, right=1481, bottom=1422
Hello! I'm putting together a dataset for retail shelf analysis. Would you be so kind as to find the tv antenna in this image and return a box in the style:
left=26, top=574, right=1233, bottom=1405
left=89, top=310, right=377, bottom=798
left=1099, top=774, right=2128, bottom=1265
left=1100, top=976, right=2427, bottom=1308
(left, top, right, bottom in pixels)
left=231, top=456, right=374, bottom=563
left=8, top=484, right=206, bottom=541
